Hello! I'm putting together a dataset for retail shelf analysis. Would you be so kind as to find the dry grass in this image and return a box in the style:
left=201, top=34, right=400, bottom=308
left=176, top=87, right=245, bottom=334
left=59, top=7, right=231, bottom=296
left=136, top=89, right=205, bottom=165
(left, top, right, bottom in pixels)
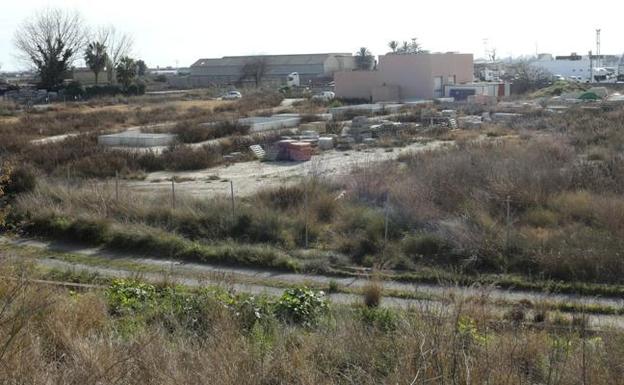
left=362, top=278, right=382, bottom=307
left=0, top=263, right=622, bottom=385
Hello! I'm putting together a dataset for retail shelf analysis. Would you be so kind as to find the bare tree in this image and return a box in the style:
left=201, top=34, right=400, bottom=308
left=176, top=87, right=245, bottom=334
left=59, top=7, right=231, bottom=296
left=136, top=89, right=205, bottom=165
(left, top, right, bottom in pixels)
left=240, top=57, right=268, bottom=87
left=96, top=25, right=134, bottom=84
left=13, top=8, right=88, bottom=89
left=508, top=61, right=552, bottom=94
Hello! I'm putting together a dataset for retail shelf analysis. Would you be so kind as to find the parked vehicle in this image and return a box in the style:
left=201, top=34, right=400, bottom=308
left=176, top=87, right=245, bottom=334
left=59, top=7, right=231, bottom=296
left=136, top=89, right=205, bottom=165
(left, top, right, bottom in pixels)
left=311, top=91, right=335, bottom=102
left=286, top=72, right=300, bottom=87
left=222, top=90, right=242, bottom=100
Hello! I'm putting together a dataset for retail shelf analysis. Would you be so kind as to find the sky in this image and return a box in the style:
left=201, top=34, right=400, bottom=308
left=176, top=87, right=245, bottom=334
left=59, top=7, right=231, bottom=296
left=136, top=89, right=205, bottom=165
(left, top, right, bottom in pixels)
left=1, top=0, right=623, bottom=71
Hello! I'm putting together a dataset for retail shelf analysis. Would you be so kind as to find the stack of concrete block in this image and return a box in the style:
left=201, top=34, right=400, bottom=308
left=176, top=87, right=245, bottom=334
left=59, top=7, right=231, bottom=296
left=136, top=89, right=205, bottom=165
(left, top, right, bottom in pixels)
left=349, top=116, right=372, bottom=143
left=318, top=137, right=334, bottom=150
left=457, top=116, right=483, bottom=129
left=287, top=142, right=312, bottom=161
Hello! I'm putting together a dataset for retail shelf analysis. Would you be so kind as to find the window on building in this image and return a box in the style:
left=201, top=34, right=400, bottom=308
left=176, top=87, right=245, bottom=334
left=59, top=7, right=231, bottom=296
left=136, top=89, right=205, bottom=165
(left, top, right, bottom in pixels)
left=447, top=75, right=456, bottom=85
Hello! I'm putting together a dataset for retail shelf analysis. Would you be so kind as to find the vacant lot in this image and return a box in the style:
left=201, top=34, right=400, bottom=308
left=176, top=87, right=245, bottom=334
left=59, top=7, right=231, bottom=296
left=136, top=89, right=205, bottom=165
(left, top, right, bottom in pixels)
left=5, top=93, right=624, bottom=294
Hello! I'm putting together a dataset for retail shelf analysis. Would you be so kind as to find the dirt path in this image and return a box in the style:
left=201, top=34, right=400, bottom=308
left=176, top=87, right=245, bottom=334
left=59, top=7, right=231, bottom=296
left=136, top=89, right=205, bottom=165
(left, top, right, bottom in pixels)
left=124, top=140, right=449, bottom=197
left=3, top=236, right=623, bottom=329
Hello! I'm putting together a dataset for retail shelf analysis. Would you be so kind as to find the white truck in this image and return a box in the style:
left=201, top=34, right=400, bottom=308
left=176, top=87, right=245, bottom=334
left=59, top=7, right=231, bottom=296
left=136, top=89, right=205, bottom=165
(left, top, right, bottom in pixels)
left=286, top=72, right=300, bottom=87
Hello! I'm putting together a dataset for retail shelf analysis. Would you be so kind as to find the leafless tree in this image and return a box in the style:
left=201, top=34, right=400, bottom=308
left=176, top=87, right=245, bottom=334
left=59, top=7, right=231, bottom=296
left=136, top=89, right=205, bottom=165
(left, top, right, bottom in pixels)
left=13, top=8, right=88, bottom=89
left=240, top=57, right=268, bottom=87
left=508, top=61, right=552, bottom=94
left=96, top=25, right=134, bottom=84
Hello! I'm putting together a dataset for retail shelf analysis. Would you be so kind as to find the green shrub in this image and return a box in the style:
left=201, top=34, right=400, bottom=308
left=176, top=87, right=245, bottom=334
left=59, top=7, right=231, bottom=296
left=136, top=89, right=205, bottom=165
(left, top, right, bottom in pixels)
left=327, top=279, right=340, bottom=293
left=524, top=207, right=558, bottom=227
left=106, top=279, right=156, bottom=315
left=257, top=185, right=304, bottom=210
left=275, top=287, right=328, bottom=327
left=63, top=81, right=85, bottom=99
left=314, top=193, right=339, bottom=223
left=337, top=206, right=385, bottom=263
left=5, top=165, right=37, bottom=194
left=67, top=218, right=110, bottom=244
left=358, top=306, right=397, bottom=332
left=402, top=233, right=451, bottom=261
left=26, top=215, right=71, bottom=238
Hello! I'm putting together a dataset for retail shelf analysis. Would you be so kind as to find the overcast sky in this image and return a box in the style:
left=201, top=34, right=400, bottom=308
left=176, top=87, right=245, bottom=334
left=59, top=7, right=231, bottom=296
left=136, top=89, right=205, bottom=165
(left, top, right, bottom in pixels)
left=1, top=0, right=623, bottom=71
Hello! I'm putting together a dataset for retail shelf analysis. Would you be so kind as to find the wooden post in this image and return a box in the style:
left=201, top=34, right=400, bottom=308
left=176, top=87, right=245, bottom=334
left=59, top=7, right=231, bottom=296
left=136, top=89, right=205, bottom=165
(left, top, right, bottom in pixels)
left=115, top=171, right=119, bottom=201
left=304, top=181, right=309, bottom=249
left=66, top=165, right=71, bottom=194
left=230, top=180, right=235, bottom=221
left=505, top=195, right=511, bottom=250
left=382, top=192, right=390, bottom=263
left=171, top=179, right=176, bottom=210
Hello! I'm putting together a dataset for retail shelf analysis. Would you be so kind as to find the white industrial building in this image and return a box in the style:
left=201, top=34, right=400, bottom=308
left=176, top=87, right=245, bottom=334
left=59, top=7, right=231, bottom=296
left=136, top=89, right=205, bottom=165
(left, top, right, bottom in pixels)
left=531, top=53, right=621, bottom=82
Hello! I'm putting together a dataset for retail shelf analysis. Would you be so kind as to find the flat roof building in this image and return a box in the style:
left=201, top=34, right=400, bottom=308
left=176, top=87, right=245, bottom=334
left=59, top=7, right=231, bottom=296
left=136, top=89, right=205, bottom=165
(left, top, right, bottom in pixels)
left=531, top=53, right=621, bottom=82
left=189, top=53, right=356, bottom=86
left=334, top=52, right=474, bottom=102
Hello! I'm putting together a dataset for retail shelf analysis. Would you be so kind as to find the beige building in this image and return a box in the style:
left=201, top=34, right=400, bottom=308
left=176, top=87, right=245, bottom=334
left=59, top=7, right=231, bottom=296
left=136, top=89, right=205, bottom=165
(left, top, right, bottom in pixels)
left=334, top=52, right=473, bottom=102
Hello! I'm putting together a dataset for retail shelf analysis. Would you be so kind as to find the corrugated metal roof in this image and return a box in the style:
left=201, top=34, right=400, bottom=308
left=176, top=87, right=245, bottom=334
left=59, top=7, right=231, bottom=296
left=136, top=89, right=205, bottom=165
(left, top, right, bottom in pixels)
left=191, top=53, right=351, bottom=68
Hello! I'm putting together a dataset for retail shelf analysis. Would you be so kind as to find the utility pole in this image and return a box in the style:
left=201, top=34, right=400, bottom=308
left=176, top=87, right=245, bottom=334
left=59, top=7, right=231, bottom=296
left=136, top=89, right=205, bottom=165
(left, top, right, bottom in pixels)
left=589, top=50, right=593, bottom=84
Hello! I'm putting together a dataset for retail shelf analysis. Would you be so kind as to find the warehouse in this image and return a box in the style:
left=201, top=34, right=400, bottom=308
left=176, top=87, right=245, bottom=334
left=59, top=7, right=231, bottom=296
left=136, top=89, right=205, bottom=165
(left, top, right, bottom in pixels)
left=188, top=53, right=355, bottom=86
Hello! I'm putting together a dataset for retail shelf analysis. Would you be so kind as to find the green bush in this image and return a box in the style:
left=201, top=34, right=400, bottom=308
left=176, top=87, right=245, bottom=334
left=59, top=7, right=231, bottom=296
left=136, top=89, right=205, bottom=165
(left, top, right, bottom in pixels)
left=106, top=279, right=157, bottom=315
left=85, top=85, right=124, bottom=98
left=402, top=233, right=451, bottom=261
left=67, top=218, right=110, bottom=244
left=63, top=81, right=85, bottom=99
left=5, top=165, right=37, bottom=194
left=275, top=287, right=328, bottom=327
left=358, top=306, right=398, bottom=332
left=523, top=207, right=558, bottom=227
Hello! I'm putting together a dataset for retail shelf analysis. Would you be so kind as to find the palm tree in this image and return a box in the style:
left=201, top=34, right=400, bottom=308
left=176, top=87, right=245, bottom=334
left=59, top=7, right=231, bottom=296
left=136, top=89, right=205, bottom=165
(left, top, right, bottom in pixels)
left=84, top=42, right=108, bottom=85
left=355, top=47, right=374, bottom=70
left=400, top=41, right=410, bottom=54
left=388, top=40, right=399, bottom=54
left=115, top=56, right=137, bottom=89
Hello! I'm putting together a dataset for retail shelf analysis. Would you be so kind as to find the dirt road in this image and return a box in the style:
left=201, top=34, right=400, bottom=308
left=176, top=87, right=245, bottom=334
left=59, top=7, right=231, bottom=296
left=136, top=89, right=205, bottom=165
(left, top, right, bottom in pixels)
left=4, top=236, right=623, bottom=329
